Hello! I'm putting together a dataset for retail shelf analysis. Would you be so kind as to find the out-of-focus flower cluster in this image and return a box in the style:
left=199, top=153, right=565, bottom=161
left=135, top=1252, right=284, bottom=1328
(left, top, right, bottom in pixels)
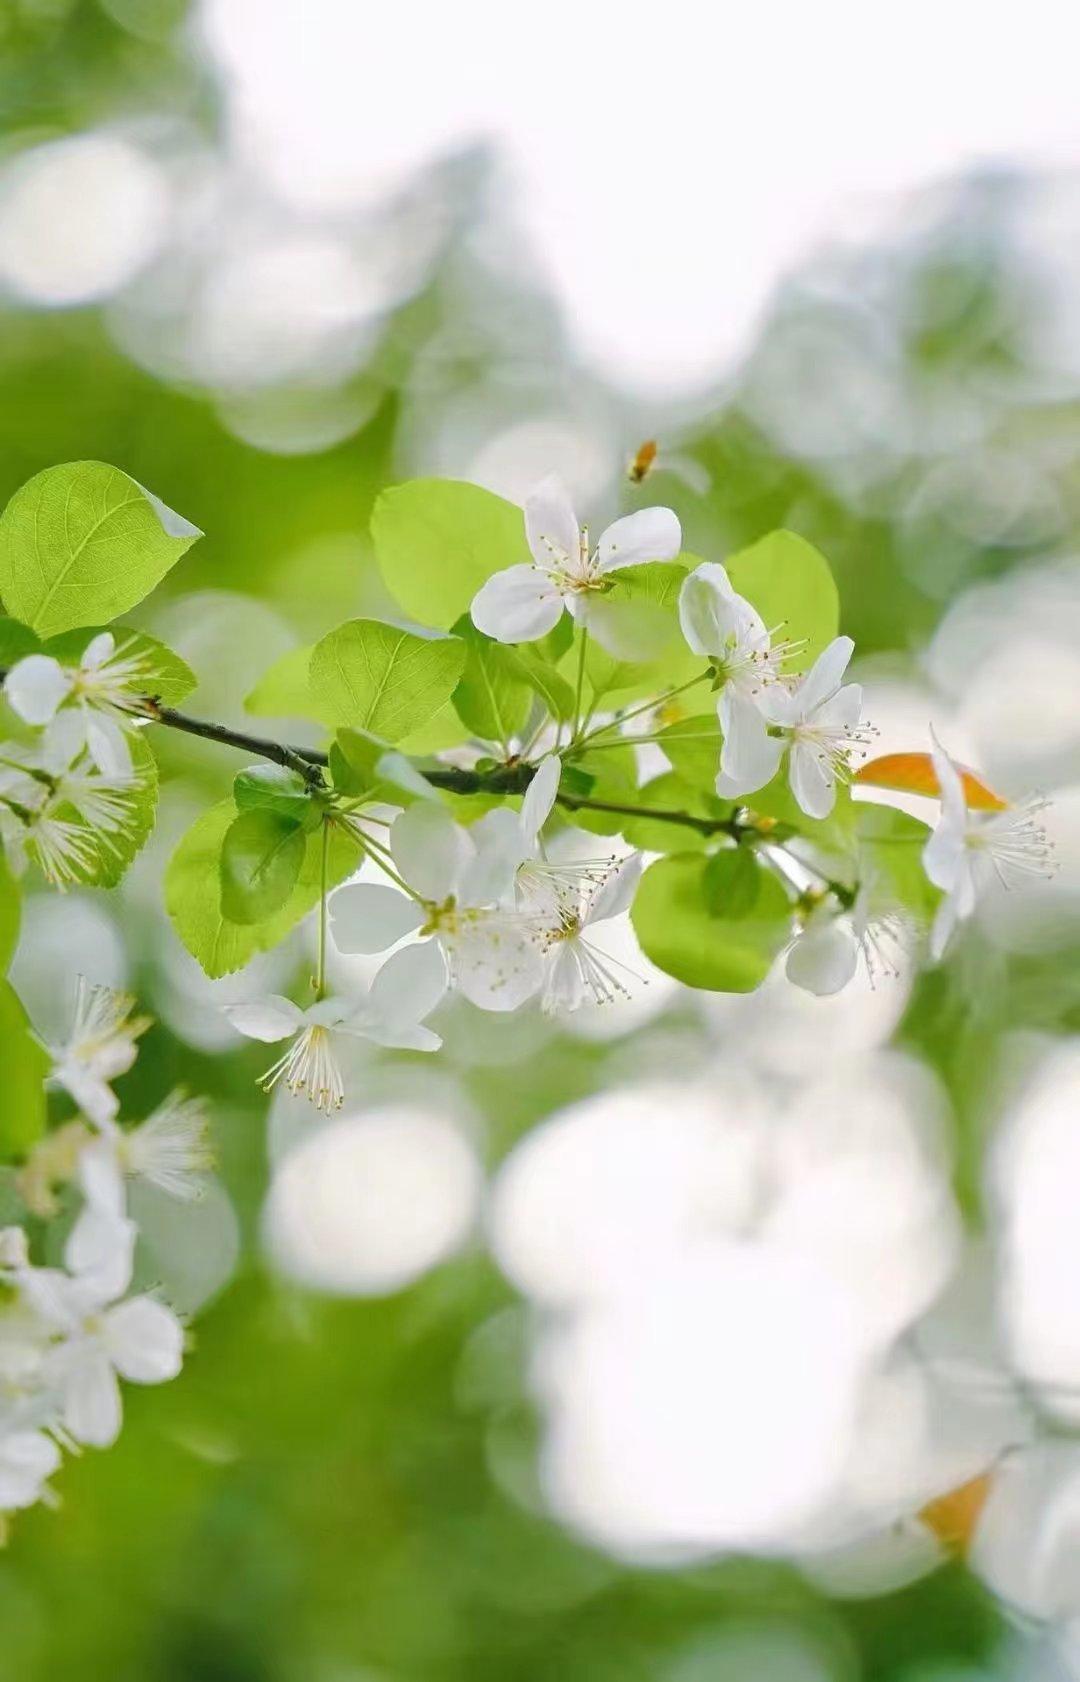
left=0, top=978, right=211, bottom=1538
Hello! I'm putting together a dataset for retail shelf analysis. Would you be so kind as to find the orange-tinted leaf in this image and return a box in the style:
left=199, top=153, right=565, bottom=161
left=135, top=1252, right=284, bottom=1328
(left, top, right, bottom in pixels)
left=855, top=752, right=1007, bottom=812
left=918, top=1472, right=993, bottom=1553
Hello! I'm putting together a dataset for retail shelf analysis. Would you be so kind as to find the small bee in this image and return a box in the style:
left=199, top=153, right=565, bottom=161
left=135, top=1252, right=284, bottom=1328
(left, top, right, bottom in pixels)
left=627, top=439, right=659, bottom=484
left=626, top=438, right=711, bottom=495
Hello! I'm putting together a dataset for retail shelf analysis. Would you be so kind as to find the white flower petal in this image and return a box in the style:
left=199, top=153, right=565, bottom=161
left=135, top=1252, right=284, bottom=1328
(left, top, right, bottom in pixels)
left=519, top=755, right=561, bottom=845
left=85, top=713, right=133, bottom=780
left=104, top=1296, right=184, bottom=1384
left=586, top=854, right=642, bottom=924
left=64, top=1210, right=136, bottom=1302
left=471, top=565, right=565, bottom=643
left=366, top=939, right=448, bottom=1030
left=41, top=708, right=89, bottom=771
left=595, top=506, right=681, bottom=574
left=329, top=884, right=424, bottom=954
left=460, top=808, right=525, bottom=904
left=812, top=682, right=862, bottom=729
left=76, top=1137, right=126, bottom=1219
left=81, top=632, right=116, bottom=671
left=445, top=919, right=543, bottom=1012
left=786, top=921, right=859, bottom=995
left=221, top=995, right=305, bottom=1042
left=678, top=562, right=765, bottom=657
left=60, top=1347, right=123, bottom=1447
left=391, top=803, right=470, bottom=902
left=717, top=689, right=785, bottom=796
left=524, top=475, right=580, bottom=573
left=794, top=636, right=854, bottom=717
left=789, top=739, right=836, bottom=819
left=0, top=1431, right=60, bottom=1508
left=929, top=727, right=969, bottom=835
left=4, top=655, right=70, bottom=724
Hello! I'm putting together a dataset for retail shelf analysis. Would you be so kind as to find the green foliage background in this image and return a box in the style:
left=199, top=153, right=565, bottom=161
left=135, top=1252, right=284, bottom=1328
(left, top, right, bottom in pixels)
left=2, top=6, right=1079, bottom=1680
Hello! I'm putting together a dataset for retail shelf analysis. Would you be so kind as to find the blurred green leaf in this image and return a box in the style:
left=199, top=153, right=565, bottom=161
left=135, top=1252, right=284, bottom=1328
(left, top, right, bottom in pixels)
left=726, top=529, right=839, bottom=673
left=632, top=851, right=791, bottom=989
left=220, top=809, right=307, bottom=925
left=0, top=979, right=49, bottom=1161
left=0, top=463, right=200, bottom=637
left=856, top=801, right=940, bottom=917
left=0, top=851, right=19, bottom=973
left=373, top=478, right=530, bottom=631
left=310, top=619, right=465, bottom=741
left=244, top=642, right=335, bottom=727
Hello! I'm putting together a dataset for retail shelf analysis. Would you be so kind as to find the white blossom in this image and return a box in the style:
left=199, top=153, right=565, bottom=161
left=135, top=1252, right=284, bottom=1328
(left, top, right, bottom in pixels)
left=923, top=729, right=1054, bottom=960
left=716, top=636, right=870, bottom=819
left=785, top=886, right=908, bottom=996
left=330, top=804, right=544, bottom=1014
left=48, top=978, right=151, bottom=1126
left=470, top=475, right=680, bottom=651
left=467, top=755, right=619, bottom=918
left=4, top=632, right=155, bottom=779
left=537, top=855, right=644, bottom=1012
left=16, top=1221, right=183, bottom=1450
left=223, top=945, right=445, bottom=1112
left=75, top=1091, right=213, bottom=1222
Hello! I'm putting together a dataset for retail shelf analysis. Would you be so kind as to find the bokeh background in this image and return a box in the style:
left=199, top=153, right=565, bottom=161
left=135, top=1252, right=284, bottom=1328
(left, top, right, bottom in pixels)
left=4, top=2, right=1080, bottom=1678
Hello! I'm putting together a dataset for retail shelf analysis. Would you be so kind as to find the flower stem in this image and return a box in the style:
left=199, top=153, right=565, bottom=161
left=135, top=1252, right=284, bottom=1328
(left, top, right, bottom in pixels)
left=571, top=626, right=590, bottom=743
left=315, top=817, right=330, bottom=1000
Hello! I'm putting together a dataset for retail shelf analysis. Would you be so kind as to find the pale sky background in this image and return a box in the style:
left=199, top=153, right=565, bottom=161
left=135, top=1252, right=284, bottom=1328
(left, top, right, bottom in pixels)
left=201, top=0, right=1080, bottom=394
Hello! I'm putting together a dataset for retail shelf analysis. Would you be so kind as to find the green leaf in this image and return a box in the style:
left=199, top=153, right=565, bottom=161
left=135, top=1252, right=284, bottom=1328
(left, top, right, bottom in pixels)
left=329, top=729, right=434, bottom=806
left=562, top=745, right=639, bottom=837
left=0, top=851, right=20, bottom=972
left=451, top=617, right=531, bottom=744
left=512, top=647, right=575, bottom=723
left=41, top=625, right=197, bottom=705
left=0, top=618, right=40, bottom=664
left=656, top=713, right=722, bottom=786
left=373, top=479, right=531, bottom=631
left=166, top=802, right=362, bottom=979
left=631, top=852, right=791, bottom=991
left=0, top=462, right=201, bottom=638
left=220, top=809, right=307, bottom=925
left=309, top=619, right=465, bottom=742
left=726, top=530, right=839, bottom=673
left=855, top=803, right=939, bottom=917
left=619, top=772, right=720, bottom=853
left=244, top=643, right=336, bottom=727
left=702, top=847, right=762, bottom=918
left=234, top=764, right=317, bottom=824
left=0, top=979, right=49, bottom=1161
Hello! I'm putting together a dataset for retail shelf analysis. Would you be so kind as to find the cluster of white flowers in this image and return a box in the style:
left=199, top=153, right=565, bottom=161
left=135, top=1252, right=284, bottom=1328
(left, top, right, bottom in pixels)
left=0, top=632, right=156, bottom=888
left=469, top=474, right=1056, bottom=1003
left=0, top=979, right=211, bottom=1537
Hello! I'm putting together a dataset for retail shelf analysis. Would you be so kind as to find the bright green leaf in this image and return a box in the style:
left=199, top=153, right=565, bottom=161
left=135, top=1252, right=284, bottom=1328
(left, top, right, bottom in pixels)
left=725, top=529, right=839, bottom=673
left=656, top=713, right=722, bottom=786
left=309, top=619, right=465, bottom=742
left=512, top=647, right=575, bottom=723
left=0, top=979, right=49, bottom=1161
left=220, top=809, right=307, bottom=925
left=0, top=462, right=201, bottom=638
left=68, top=733, right=158, bottom=890
left=855, top=802, right=940, bottom=918
left=451, top=617, right=531, bottom=744
left=373, top=479, right=530, bottom=631
left=619, top=772, right=719, bottom=853
left=702, top=847, right=762, bottom=918
left=632, top=851, right=791, bottom=991
left=234, top=764, right=316, bottom=824
left=165, top=802, right=362, bottom=979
